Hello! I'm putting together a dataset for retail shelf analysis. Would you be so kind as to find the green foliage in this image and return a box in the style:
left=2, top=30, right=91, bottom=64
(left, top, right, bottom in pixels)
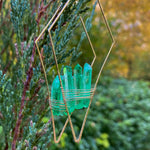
left=51, top=78, right=150, bottom=150
left=0, top=0, right=96, bottom=149
left=132, top=51, right=150, bottom=80
left=11, top=0, right=28, bottom=40
left=0, top=71, right=14, bottom=148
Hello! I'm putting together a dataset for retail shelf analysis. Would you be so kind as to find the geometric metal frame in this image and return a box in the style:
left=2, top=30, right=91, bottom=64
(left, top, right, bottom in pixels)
left=35, top=0, right=115, bottom=144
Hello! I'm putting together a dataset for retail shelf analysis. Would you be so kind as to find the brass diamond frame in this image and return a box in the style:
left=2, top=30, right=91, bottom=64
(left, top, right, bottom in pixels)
left=35, top=0, right=115, bottom=143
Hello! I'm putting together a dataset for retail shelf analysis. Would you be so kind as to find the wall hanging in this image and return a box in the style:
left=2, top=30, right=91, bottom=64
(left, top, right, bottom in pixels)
left=35, top=0, right=115, bottom=143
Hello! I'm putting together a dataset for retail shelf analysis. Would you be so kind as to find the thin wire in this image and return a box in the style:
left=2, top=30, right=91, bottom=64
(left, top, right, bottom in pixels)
left=80, top=16, right=96, bottom=67
left=94, top=0, right=115, bottom=91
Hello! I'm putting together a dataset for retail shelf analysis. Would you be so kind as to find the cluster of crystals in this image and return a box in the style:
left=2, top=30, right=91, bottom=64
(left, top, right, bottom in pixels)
left=51, top=63, right=92, bottom=116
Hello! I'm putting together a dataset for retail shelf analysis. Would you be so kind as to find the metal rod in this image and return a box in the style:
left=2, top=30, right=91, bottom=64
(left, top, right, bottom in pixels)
left=80, top=16, right=96, bottom=67
left=48, top=0, right=71, bottom=31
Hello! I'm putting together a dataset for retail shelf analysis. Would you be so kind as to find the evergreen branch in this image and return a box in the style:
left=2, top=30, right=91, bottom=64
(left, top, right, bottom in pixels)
left=31, top=0, right=39, bottom=15
left=0, top=31, right=14, bottom=56
left=0, top=0, right=2, bottom=12
left=0, top=111, right=4, bottom=119
left=12, top=68, right=33, bottom=150
left=4, top=136, right=8, bottom=150
left=3, top=61, right=12, bottom=75
left=12, top=44, right=36, bottom=150
left=0, top=1, right=95, bottom=149
left=36, top=0, right=57, bottom=27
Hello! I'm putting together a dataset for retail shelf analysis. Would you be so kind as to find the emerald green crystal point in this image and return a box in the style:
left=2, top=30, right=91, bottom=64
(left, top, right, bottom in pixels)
left=74, top=64, right=83, bottom=109
left=83, top=63, right=92, bottom=88
left=51, top=75, right=62, bottom=116
left=83, top=63, right=92, bottom=108
left=84, top=63, right=92, bottom=73
left=63, top=66, right=75, bottom=113
left=51, top=63, right=92, bottom=116
left=74, top=64, right=82, bottom=73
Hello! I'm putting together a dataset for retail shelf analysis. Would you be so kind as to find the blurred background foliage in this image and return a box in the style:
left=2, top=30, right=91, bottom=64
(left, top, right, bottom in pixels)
left=77, top=0, right=150, bottom=80
left=51, top=77, right=150, bottom=150
left=0, top=0, right=150, bottom=149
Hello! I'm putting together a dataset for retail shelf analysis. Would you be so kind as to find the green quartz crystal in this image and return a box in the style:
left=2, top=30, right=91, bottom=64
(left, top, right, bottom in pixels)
left=83, top=63, right=92, bottom=108
left=59, top=76, right=67, bottom=116
left=63, top=66, right=75, bottom=113
left=51, top=63, right=92, bottom=116
left=51, top=75, right=63, bottom=116
left=74, top=64, right=83, bottom=109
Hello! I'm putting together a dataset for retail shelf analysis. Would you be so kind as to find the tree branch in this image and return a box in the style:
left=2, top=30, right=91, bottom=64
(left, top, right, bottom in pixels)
left=0, top=0, right=3, bottom=12
left=12, top=44, right=36, bottom=150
